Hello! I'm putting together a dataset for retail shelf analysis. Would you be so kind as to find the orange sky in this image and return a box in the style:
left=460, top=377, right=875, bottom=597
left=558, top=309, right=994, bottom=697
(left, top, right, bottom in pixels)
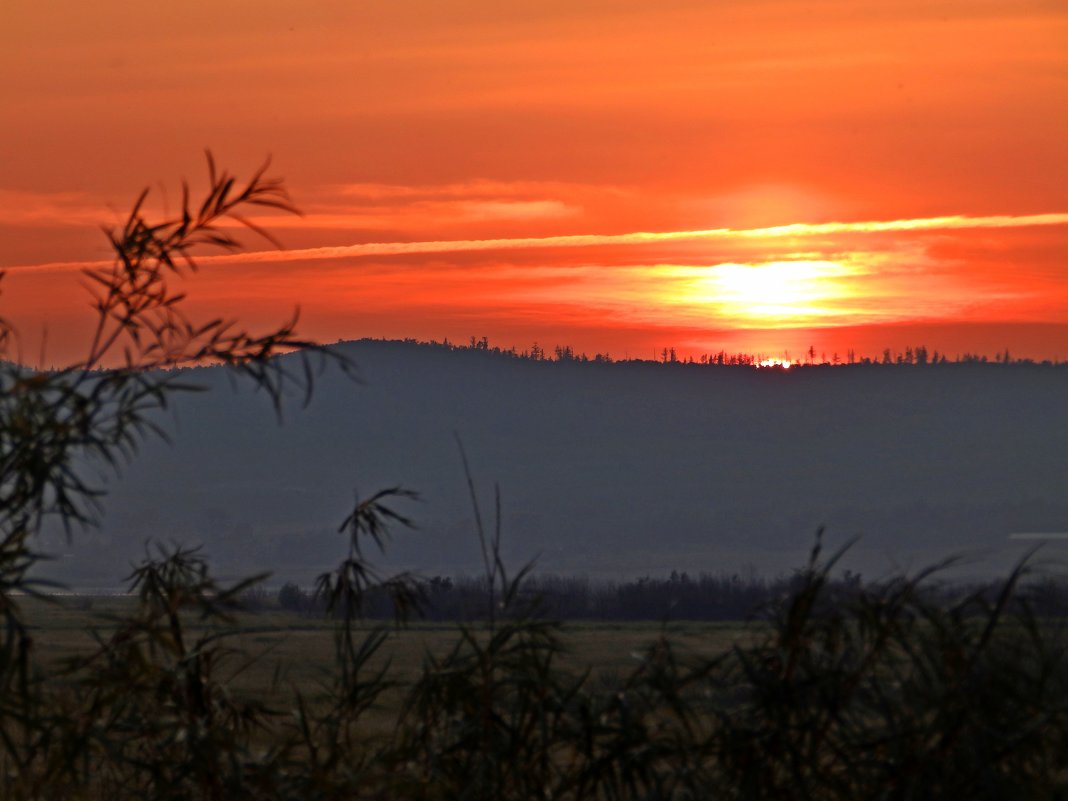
left=2, top=1, right=1067, bottom=365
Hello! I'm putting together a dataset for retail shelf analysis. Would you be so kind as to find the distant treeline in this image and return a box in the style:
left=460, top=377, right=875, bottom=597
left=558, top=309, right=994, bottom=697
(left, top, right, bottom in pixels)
left=379, top=336, right=1063, bottom=368
left=271, top=569, right=1068, bottom=622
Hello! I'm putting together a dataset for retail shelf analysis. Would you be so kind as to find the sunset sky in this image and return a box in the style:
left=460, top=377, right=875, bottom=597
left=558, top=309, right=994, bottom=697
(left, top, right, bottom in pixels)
left=2, top=1, right=1067, bottom=364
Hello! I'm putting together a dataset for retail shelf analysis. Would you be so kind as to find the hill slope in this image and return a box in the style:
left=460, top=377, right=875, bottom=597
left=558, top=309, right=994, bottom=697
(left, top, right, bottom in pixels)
left=46, top=340, right=1068, bottom=585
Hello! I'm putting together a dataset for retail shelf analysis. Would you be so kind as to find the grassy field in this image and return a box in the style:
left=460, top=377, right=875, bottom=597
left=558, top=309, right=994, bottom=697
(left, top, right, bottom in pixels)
left=13, top=579, right=1068, bottom=798
left=22, top=597, right=755, bottom=726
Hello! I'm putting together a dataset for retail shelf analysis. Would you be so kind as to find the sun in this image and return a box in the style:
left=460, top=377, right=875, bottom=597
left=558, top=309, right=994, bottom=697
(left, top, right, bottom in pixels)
left=694, top=259, right=854, bottom=327
left=758, top=357, right=793, bottom=369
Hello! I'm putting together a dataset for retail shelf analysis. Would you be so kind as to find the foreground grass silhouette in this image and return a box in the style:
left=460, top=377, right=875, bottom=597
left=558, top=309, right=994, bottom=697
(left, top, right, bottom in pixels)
left=1, top=159, right=1066, bottom=799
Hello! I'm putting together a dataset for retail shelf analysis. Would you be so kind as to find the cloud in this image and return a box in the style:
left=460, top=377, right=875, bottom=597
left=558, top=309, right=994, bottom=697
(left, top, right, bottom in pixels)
left=330, top=179, right=617, bottom=201
left=8, top=212, right=1067, bottom=274
left=256, top=199, right=581, bottom=231
left=171, top=211, right=1068, bottom=265
left=0, top=189, right=113, bottom=228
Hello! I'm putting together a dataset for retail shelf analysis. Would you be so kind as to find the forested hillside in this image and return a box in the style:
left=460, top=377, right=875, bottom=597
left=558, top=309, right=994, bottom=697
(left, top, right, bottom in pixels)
left=45, top=339, right=1068, bottom=586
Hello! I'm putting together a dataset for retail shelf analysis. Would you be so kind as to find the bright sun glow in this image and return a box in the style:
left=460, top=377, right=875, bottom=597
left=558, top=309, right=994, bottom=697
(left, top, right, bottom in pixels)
left=685, top=259, right=857, bottom=327
left=758, top=358, right=793, bottom=368
left=711, top=260, right=850, bottom=316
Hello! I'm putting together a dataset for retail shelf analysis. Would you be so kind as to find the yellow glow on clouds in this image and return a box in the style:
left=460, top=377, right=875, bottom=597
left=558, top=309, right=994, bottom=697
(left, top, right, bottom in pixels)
left=695, top=260, right=855, bottom=326
left=648, top=259, right=859, bottom=328
left=614, top=248, right=1013, bottom=330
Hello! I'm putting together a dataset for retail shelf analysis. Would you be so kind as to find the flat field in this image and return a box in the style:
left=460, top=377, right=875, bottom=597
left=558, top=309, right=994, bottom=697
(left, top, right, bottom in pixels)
left=21, top=597, right=755, bottom=726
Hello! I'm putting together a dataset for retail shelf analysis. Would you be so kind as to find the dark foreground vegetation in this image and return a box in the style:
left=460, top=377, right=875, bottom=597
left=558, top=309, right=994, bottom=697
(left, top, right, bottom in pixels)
left=7, top=530, right=1068, bottom=800
left=2, top=159, right=1067, bottom=798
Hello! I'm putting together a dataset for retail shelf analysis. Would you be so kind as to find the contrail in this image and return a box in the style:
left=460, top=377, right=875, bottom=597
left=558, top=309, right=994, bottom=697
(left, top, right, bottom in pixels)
left=7, top=212, right=1068, bottom=274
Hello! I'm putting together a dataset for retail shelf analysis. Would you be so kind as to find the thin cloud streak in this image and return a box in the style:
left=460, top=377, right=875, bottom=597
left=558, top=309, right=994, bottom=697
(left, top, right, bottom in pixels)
left=9, top=212, right=1068, bottom=274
